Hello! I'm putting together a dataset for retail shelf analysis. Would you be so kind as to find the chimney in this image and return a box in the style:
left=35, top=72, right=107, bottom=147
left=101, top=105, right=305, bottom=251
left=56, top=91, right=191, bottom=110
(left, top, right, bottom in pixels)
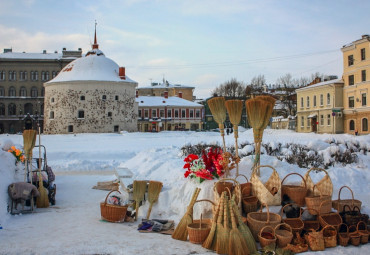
left=164, top=91, right=168, bottom=99
left=43, top=50, right=47, bottom=54
left=119, top=67, right=126, bottom=80
left=136, top=90, right=138, bottom=98
left=178, top=92, right=183, bottom=98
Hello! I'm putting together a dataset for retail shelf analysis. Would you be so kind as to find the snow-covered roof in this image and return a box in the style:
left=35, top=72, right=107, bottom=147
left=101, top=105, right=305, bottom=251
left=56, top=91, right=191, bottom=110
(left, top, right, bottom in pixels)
left=138, top=83, right=194, bottom=89
left=0, top=52, right=66, bottom=60
left=46, top=50, right=136, bottom=83
left=136, top=96, right=203, bottom=107
left=296, top=79, right=343, bottom=92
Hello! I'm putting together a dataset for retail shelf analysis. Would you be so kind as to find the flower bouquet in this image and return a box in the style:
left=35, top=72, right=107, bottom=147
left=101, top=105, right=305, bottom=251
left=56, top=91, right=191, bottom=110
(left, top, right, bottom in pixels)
left=8, top=146, right=25, bottom=164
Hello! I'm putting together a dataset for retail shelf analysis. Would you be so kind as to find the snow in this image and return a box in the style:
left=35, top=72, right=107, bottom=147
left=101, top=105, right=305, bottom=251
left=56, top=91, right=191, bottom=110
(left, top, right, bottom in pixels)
left=0, top=129, right=369, bottom=254
left=296, top=78, right=343, bottom=91
left=0, top=52, right=68, bottom=60
left=137, top=96, right=203, bottom=107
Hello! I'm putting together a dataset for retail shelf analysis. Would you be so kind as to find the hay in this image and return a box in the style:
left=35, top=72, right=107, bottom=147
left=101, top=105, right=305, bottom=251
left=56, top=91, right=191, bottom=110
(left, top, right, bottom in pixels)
left=146, top=181, right=163, bottom=219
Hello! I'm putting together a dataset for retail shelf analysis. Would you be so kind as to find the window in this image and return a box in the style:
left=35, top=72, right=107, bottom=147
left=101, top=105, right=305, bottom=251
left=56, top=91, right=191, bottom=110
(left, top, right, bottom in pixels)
left=80, top=96, right=85, bottom=101
left=144, top=109, right=149, bottom=118
left=50, top=111, right=54, bottom=119
left=138, top=109, right=142, bottom=118
left=102, top=95, right=107, bottom=100
left=362, top=93, right=367, bottom=106
left=0, top=71, right=5, bottom=80
left=348, top=55, right=354, bottom=66
left=307, top=118, right=310, bottom=127
left=41, top=88, right=44, bottom=97
left=320, top=115, right=324, bottom=125
left=40, top=104, right=44, bottom=115
left=78, top=110, right=84, bottom=119
left=320, top=94, right=323, bottom=106
left=108, top=112, right=112, bottom=117
left=152, top=109, right=157, bottom=118
left=349, top=120, right=355, bottom=131
left=0, top=103, right=5, bottom=115
left=52, top=71, right=58, bottom=78
left=31, top=71, right=38, bottom=81
left=300, top=97, right=304, bottom=108
left=115, top=95, right=119, bottom=100
left=348, top=96, right=355, bottom=108
left=327, top=114, right=331, bottom=126
left=313, top=95, right=317, bottom=107
left=349, top=75, right=354, bottom=85
left=306, top=96, right=310, bottom=107
left=8, top=71, right=16, bottom=81
left=361, top=48, right=366, bottom=61
left=190, top=109, right=194, bottom=118
left=51, top=98, right=55, bottom=103
left=301, top=116, right=304, bottom=127
left=181, top=109, right=186, bottom=118
left=167, top=109, right=172, bottom=118
left=160, top=110, right=165, bottom=118
left=196, top=109, right=200, bottom=118
left=31, top=87, right=38, bottom=97
left=20, top=87, right=27, bottom=97
left=114, top=125, right=119, bottom=132
left=68, top=125, right=73, bottom=133
left=0, top=87, right=4, bottom=97
left=9, top=86, right=16, bottom=97
left=174, top=109, right=179, bottom=118
left=363, top=118, right=368, bottom=131
left=8, top=103, right=16, bottom=115
left=362, top=70, right=366, bottom=82
left=24, top=103, right=33, bottom=115
left=20, top=71, right=27, bottom=81
left=327, top=93, right=331, bottom=105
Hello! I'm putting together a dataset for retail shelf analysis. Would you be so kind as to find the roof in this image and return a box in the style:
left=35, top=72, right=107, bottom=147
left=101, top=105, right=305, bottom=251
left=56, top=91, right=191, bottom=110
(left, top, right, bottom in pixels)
left=46, top=49, right=136, bottom=83
left=138, top=83, right=194, bottom=89
left=136, top=96, right=203, bottom=107
left=0, top=52, right=68, bottom=60
left=296, top=78, right=343, bottom=92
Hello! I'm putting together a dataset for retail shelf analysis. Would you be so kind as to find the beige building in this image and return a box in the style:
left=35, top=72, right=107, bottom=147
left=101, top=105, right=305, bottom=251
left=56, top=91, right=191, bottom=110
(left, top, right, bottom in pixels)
left=137, top=81, right=195, bottom=101
left=341, top=35, right=370, bottom=135
left=296, top=79, right=344, bottom=134
left=0, top=48, right=81, bottom=133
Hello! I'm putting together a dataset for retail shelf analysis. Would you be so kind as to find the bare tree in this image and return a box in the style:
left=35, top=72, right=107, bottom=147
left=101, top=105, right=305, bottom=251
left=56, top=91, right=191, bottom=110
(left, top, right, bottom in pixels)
left=212, top=78, right=245, bottom=98
left=276, top=73, right=294, bottom=87
left=250, top=74, right=266, bottom=89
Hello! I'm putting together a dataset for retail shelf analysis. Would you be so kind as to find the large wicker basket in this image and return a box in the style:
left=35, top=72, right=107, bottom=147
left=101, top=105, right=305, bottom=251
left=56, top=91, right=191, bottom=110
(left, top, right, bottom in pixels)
left=281, top=204, right=304, bottom=234
left=281, top=173, right=307, bottom=206
left=100, top=190, right=128, bottom=223
left=213, top=178, right=242, bottom=214
left=332, top=185, right=362, bottom=212
left=302, top=167, right=333, bottom=198
left=318, top=201, right=342, bottom=231
left=305, top=185, right=331, bottom=215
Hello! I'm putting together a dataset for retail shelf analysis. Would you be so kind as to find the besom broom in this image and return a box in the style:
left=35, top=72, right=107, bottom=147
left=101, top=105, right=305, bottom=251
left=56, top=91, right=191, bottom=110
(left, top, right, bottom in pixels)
left=228, top=199, right=249, bottom=255
left=216, top=193, right=229, bottom=254
left=23, top=129, right=37, bottom=182
left=207, top=97, right=227, bottom=152
left=36, top=125, right=49, bottom=208
left=202, top=196, right=222, bottom=250
left=133, top=180, right=147, bottom=221
left=146, top=180, right=163, bottom=219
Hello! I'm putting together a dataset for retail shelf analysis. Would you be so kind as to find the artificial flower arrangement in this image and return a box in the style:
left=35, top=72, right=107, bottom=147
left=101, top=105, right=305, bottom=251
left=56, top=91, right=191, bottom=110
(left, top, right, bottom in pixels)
left=183, top=147, right=237, bottom=183
left=8, top=146, right=25, bottom=164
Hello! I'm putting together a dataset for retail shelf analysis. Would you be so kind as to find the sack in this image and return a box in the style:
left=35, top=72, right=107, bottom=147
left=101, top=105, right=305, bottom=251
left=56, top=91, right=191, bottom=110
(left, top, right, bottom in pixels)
left=302, top=167, right=333, bottom=198
left=251, top=165, right=281, bottom=206
left=305, top=229, right=324, bottom=251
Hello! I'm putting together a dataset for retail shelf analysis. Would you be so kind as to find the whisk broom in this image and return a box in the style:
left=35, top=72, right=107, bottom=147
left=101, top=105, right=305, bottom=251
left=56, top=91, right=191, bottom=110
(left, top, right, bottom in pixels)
left=133, top=180, right=147, bottom=221
left=208, top=97, right=227, bottom=152
left=202, top=197, right=222, bottom=250
left=146, top=181, right=163, bottom=219
left=36, top=125, right=49, bottom=208
left=172, top=188, right=201, bottom=241
left=23, top=130, right=37, bottom=182
left=216, top=193, right=228, bottom=254
left=225, top=100, right=243, bottom=176
left=228, top=199, right=249, bottom=255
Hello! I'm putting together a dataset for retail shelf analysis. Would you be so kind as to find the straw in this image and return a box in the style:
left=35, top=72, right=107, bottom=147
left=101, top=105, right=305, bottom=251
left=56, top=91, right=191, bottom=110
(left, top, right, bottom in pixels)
left=23, top=130, right=37, bottom=182
left=172, top=188, right=201, bottom=241
left=133, top=180, right=147, bottom=221
left=146, top=181, right=163, bottom=219
left=202, top=197, right=222, bottom=250
left=36, top=126, right=49, bottom=208
left=229, top=199, right=249, bottom=255
left=216, top=193, right=229, bottom=254
left=208, top=97, right=227, bottom=152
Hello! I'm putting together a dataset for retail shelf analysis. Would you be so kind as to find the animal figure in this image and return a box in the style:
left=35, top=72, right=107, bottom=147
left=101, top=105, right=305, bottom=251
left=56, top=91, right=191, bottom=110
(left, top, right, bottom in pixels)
left=8, top=182, right=40, bottom=214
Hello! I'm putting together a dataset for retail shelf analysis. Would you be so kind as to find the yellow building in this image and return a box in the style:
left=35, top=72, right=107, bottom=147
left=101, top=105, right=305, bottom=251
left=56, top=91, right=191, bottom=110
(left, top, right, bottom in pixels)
left=341, top=35, right=370, bottom=135
left=296, top=79, right=344, bottom=133
left=137, top=80, right=195, bottom=101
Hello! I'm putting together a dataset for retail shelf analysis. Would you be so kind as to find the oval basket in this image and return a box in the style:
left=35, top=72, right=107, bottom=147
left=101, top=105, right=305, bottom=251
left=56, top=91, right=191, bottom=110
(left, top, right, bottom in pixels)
left=242, top=195, right=258, bottom=215
left=258, top=225, right=276, bottom=248
left=349, top=225, right=361, bottom=246
left=274, top=223, right=293, bottom=248
left=187, top=214, right=211, bottom=244
left=281, top=173, right=307, bottom=206
left=322, top=225, right=337, bottom=248
left=213, top=178, right=242, bottom=214
left=305, top=185, right=331, bottom=215
left=357, top=221, right=369, bottom=244
left=100, top=190, right=128, bottom=223
left=332, top=185, right=362, bottom=213
left=318, top=200, right=342, bottom=231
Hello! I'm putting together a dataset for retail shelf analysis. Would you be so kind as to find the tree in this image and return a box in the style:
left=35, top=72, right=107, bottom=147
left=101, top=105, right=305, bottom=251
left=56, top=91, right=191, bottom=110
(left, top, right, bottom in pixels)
left=276, top=73, right=293, bottom=87
left=211, top=78, right=245, bottom=98
left=250, top=74, right=266, bottom=89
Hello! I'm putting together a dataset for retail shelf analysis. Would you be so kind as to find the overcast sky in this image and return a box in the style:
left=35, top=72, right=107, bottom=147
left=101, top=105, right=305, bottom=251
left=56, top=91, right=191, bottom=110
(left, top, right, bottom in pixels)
left=1, top=0, right=369, bottom=98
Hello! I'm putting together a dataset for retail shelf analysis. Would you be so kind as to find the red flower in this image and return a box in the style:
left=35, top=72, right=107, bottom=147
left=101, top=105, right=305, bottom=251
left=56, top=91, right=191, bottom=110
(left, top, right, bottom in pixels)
left=184, top=154, right=198, bottom=162
left=184, top=169, right=192, bottom=178
left=183, top=163, right=191, bottom=169
left=195, top=169, right=214, bottom=180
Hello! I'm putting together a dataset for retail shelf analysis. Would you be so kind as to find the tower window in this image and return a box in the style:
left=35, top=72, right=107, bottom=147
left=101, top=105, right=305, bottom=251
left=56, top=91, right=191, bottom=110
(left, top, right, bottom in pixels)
left=102, top=95, right=107, bottom=100
left=78, top=110, right=85, bottom=119
left=68, top=125, right=73, bottom=133
left=80, top=96, right=85, bottom=101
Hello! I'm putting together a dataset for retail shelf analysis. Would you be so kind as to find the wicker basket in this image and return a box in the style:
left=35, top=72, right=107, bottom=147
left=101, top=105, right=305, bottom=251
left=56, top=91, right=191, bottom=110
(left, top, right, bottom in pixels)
left=338, top=223, right=350, bottom=247
left=274, top=223, right=293, bottom=248
left=332, top=185, right=362, bottom=212
left=100, top=190, right=128, bottom=223
left=193, top=199, right=216, bottom=224
left=319, top=201, right=342, bottom=231
left=213, top=178, right=242, bottom=214
left=322, top=225, right=337, bottom=248
left=281, top=204, right=304, bottom=234
left=242, top=196, right=258, bottom=215
left=305, top=185, right=331, bottom=215
left=305, top=228, right=324, bottom=251
left=341, top=205, right=369, bottom=226
left=247, top=203, right=282, bottom=241
left=303, top=167, right=333, bottom=198
left=281, top=173, right=307, bottom=206
left=357, top=221, right=369, bottom=244
left=258, top=226, right=277, bottom=248
left=187, top=214, right=211, bottom=244
left=301, top=208, right=320, bottom=232
left=251, top=165, right=281, bottom=206
left=349, top=225, right=361, bottom=246
left=236, top=174, right=252, bottom=197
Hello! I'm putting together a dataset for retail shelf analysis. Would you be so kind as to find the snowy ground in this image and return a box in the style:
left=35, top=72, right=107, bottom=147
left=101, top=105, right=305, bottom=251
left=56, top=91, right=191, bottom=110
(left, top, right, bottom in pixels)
left=0, top=129, right=369, bottom=254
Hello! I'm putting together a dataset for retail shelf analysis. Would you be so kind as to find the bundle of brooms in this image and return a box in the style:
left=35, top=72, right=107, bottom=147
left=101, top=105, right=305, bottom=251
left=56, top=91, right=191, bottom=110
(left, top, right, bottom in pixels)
left=207, top=97, right=227, bottom=152
left=246, top=96, right=276, bottom=176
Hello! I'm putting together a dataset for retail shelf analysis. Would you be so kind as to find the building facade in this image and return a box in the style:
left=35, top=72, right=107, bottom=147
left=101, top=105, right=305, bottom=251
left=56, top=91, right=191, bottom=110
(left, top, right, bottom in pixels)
left=341, top=35, right=370, bottom=135
left=296, top=79, right=344, bottom=134
left=137, top=93, right=203, bottom=132
left=43, top=33, right=137, bottom=134
left=137, top=81, right=195, bottom=101
left=0, top=48, right=81, bottom=133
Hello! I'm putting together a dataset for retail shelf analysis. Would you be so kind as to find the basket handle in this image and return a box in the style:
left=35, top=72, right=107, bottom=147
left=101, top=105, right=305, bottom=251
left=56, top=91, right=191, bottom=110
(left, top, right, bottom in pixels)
left=259, top=225, right=275, bottom=237
left=252, top=164, right=278, bottom=176
left=352, top=205, right=361, bottom=213
left=259, top=203, right=271, bottom=223
left=342, top=204, right=352, bottom=213
left=281, top=172, right=306, bottom=188
left=318, top=200, right=332, bottom=215
left=312, top=184, right=323, bottom=198
left=348, top=225, right=358, bottom=234
left=104, top=190, right=122, bottom=205
left=337, top=185, right=355, bottom=206
left=214, top=178, right=240, bottom=187
left=357, top=221, right=366, bottom=231
left=321, top=224, right=337, bottom=235
left=235, top=174, right=249, bottom=183
left=280, top=203, right=301, bottom=219
left=274, top=223, right=292, bottom=233
left=193, top=199, right=216, bottom=215
left=338, top=223, right=349, bottom=234
left=306, top=167, right=330, bottom=177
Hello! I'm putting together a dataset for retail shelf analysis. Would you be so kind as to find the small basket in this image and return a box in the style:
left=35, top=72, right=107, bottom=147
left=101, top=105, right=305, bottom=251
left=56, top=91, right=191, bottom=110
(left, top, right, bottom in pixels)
left=322, top=225, right=337, bottom=248
left=301, top=208, right=320, bottom=232
left=349, top=225, right=361, bottom=246
left=236, top=174, right=252, bottom=197
left=305, top=185, right=331, bottom=215
left=342, top=205, right=369, bottom=226
left=258, top=225, right=276, bottom=248
left=338, top=223, right=350, bottom=247
left=332, top=185, right=362, bottom=212
left=192, top=199, right=216, bottom=224
left=318, top=201, right=342, bottom=231
left=281, top=173, right=307, bottom=206
left=215, top=180, right=234, bottom=196
left=242, top=196, right=258, bottom=215
left=305, top=228, right=324, bottom=251
left=100, top=190, right=128, bottom=223
left=213, top=178, right=242, bottom=214
left=274, top=223, right=293, bottom=248
left=281, top=203, right=304, bottom=234
left=187, top=214, right=211, bottom=244
left=357, top=221, right=369, bottom=244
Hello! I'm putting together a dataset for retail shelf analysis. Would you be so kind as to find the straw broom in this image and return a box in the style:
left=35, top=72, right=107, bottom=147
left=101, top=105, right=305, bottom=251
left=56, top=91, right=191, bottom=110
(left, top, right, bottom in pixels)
left=172, top=187, right=201, bottom=241
left=216, top=193, right=229, bottom=254
left=146, top=181, right=163, bottom=219
left=208, top=97, right=227, bottom=152
left=23, top=130, right=37, bottom=182
left=36, top=125, right=49, bottom=208
left=133, top=180, right=147, bottom=221
left=202, top=196, right=222, bottom=250
left=228, top=199, right=249, bottom=255
left=225, top=100, right=243, bottom=176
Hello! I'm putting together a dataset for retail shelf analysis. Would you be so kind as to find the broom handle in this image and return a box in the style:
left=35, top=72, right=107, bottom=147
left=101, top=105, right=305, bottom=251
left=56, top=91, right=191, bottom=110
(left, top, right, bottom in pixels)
left=234, top=125, right=239, bottom=176
left=146, top=203, right=153, bottom=219
left=218, top=124, right=226, bottom=152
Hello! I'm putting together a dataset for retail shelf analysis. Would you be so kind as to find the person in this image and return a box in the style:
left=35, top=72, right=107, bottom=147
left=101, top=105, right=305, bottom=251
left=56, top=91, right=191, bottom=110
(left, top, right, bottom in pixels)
left=355, top=129, right=358, bottom=136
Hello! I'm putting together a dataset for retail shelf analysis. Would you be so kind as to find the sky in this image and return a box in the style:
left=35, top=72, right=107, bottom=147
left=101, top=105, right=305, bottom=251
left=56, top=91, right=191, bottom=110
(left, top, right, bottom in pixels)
left=1, top=0, right=370, bottom=99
